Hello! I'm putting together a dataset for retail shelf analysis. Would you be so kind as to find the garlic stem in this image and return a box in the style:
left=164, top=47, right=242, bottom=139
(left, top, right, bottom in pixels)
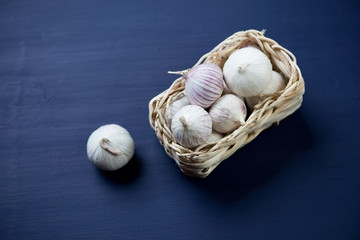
left=167, top=69, right=189, bottom=76
left=100, top=138, right=122, bottom=156
left=238, top=63, right=249, bottom=73
left=179, top=116, right=188, bottom=128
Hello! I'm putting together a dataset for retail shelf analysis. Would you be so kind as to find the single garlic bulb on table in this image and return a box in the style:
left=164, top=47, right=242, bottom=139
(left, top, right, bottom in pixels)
left=223, top=47, right=272, bottom=97
left=246, top=71, right=286, bottom=111
left=169, top=63, right=224, bottom=108
left=209, top=94, right=247, bottom=134
left=87, top=124, right=135, bottom=171
left=171, top=105, right=212, bottom=148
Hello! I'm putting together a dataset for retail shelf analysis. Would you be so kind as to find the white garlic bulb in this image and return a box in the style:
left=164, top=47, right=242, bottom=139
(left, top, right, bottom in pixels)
left=223, top=47, right=272, bottom=97
left=87, top=124, right=135, bottom=171
left=246, top=71, right=286, bottom=111
left=171, top=105, right=212, bottom=148
left=222, top=82, right=245, bottom=102
left=207, top=130, right=224, bottom=143
left=209, top=94, right=247, bottom=134
left=183, top=63, right=224, bottom=108
left=165, top=95, right=190, bottom=126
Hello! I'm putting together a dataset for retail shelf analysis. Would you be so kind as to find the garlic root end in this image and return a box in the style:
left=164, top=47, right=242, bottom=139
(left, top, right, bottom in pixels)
left=238, top=63, right=249, bottom=73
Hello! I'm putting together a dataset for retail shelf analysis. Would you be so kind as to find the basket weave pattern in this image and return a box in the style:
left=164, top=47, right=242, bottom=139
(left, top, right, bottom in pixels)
left=149, top=30, right=305, bottom=178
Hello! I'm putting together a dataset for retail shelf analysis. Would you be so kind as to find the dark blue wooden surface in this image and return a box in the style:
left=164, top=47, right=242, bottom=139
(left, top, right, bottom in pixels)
left=1, top=0, right=360, bottom=239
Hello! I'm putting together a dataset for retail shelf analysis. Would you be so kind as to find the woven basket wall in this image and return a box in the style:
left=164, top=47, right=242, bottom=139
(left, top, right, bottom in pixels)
left=149, top=29, right=305, bottom=178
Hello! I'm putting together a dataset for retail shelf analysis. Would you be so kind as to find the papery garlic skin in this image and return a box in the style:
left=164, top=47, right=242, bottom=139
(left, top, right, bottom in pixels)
left=223, top=47, right=272, bottom=97
left=209, top=94, right=247, bottom=134
left=87, top=124, right=135, bottom=171
left=222, top=82, right=233, bottom=95
left=171, top=105, right=212, bottom=148
left=165, top=95, right=190, bottom=126
left=265, top=70, right=286, bottom=94
left=207, top=130, right=224, bottom=143
left=184, top=63, right=224, bottom=108
left=222, top=82, right=245, bottom=101
left=246, top=71, right=286, bottom=111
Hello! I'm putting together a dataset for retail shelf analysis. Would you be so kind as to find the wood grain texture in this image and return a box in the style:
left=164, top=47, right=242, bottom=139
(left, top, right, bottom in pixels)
left=1, top=0, right=360, bottom=239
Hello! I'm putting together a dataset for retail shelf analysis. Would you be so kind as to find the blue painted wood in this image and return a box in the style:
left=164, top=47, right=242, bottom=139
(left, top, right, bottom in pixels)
left=1, top=0, right=360, bottom=239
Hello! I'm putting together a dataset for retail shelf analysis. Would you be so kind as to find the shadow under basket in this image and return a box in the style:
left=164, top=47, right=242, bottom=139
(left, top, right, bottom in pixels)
left=149, top=29, right=305, bottom=178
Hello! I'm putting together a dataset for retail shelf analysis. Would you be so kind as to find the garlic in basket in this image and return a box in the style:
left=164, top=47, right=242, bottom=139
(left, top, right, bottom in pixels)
left=209, top=94, right=247, bottom=134
left=246, top=71, right=286, bottom=111
left=223, top=47, right=272, bottom=97
left=165, top=95, right=190, bottom=126
left=87, top=124, right=135, bottom=171
left=207, top=130, right=224, bottom=143
left=169, top=63, right=224, bottom=108
left=171, top=105, right=212, bottom=148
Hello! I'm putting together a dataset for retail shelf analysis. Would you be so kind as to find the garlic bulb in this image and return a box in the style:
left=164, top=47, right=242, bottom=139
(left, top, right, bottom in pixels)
left=179, top=63, right=224, bottom=108
left=209, top=94, right=247, bottom=134
left=222, top=82, right=245, bottom=102
left=171, top=105, right=212, bottom=148
left=207, top=130, right=224, bottom=143
left=87, top=124, right=135, bottom=171
left=223, top=47, right=272, bottom=97
left=165, top=95, right=190, bottom=126
left=246, top=70, right=286, bottom=111
left=222, top=82, right=233, bottom=95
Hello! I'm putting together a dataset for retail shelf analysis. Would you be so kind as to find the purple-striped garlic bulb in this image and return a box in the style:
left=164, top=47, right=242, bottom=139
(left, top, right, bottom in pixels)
left=209, top=94, right=247, bottom=134
left=171, top=105, right=212, bottom=148
left=182, top=63, right=224, bottom=108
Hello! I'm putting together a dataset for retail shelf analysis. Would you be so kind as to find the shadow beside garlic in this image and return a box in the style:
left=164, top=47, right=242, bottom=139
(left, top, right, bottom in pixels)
left=184, top=110, right=316, bottom=204
left=96, top=152, right=142, bottom=185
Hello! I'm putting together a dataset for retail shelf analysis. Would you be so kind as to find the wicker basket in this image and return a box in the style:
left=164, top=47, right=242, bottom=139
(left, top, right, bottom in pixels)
left=149, top=29, right=305, bottom=178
